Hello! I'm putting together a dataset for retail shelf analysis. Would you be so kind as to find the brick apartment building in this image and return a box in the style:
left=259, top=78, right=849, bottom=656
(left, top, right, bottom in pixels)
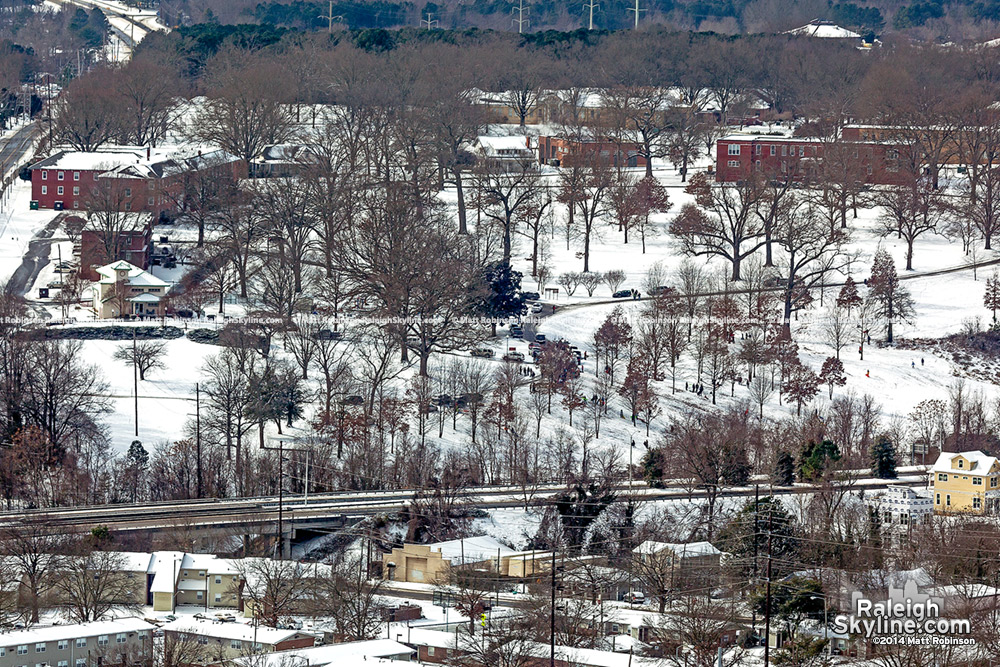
left=28, top=146, right=244, bottom=214
left=715, top=134, right=912, bottom=185
left=537, top=136, right=648, bottom=168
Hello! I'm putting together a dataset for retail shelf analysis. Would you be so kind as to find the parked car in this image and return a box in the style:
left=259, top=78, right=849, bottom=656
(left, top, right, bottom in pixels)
left=510, top=325, right=523, bottom=338
left=534, top=334, right=547, bottom=343
left=623, top=591, right=645, bottom=604
left=530, top=303, right=544, bottom=314
left=523, top=291, right=540, bottom=301
left=612, top=289, right=632, bottom=298
left=470, top=347, right=495, bottom=358
left=503, top=352, right=525, bottom=362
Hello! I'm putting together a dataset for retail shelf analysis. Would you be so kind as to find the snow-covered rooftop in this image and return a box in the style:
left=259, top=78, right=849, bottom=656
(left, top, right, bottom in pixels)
left=428, top=535, right=515, bottom=565
left=633, top=540, right=722, bottom=558
left=161, top=618, right=306, bottom=645
left=0, top=618, right=155, bottom=644
left=785, top=20, right=860, bottom=39
left=233, top=640, right=415, bottom=667
left=931, top=450, right=999, bottom=474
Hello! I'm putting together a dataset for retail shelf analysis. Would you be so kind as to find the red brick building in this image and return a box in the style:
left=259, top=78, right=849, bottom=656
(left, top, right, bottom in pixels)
left=28, top=146, right=245, bottom=214
left=715, top=135, right=912, bottom=185
left=78, top=214, right=154, bottom=281
left=537, top=136, right=648, bottom=168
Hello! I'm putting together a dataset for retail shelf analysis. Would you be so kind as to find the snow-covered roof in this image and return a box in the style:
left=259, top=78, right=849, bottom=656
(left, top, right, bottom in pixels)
left=149, top=551, right=185, bottom=593
left=428, top=535, right=515, bottom=565
left=96, top=261, right=168, bottom=288
left=233, top=640, right=414, bottom=667
left=128, top=293, right=161, bottom=303
left=116, top=551, right=155, bottom=572
left=475, top=135, right=533, bottom=158
left=161, top=618, right=306, bottom=645
left=932, top=450, right=999, bottom=474
left=926, top=584, right=1000, bottom=599
left=29, top=146, right=240, bottom=179
left=633, top=541, right=722, bottom=558
left=0, top=618, right=155, bottom=645
left=785, top=20, right=860, bottom=38
left=179, top=553, right=238, bottom=574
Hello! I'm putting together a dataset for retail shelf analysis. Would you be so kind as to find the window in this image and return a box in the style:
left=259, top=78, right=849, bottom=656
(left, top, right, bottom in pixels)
left=41, top=186, right=47, bottom=195
left=196, top=591, right=203, bottom=600
left=974, top=476, right=983, bottom=486
left=18, top=646, right=28, bottom=655
left=73, top=187, right=79, bottom=196
left=946, top=494, right=951, bottom=507
left=124, top=202, right=131, bottom=211
left=727, top=144, right=740, bottom=156
left=727, top=160, right=740, bottom=168
left=214, top=594, right=222, bottom=603
left=770, top=145, right=776, bottom=156
left=230, top=641, right=242, bottom=650
left=147, top=197, right=154, bottom=206
left=58, top=662, right=67, bottom=667
left=958, top=459, right=965, bottom=469
left=938, top=473, right=948, bottom=481
left=428, top=647, right=435, bottom=657
left=781, top=145, right=787, bottom=156
left=115, top=634, right=125, bottom=645
left=992, top=477, right=997, bottom=488
left=57, top=641, right=67, bottom=651
left=57, top=187, right=63, bottom=196
left=124, top=188, right=132, bottom=197
left=887, top=148, right=899, bottom=160
left=76, top=660, right=85, bottom=667
left=73, top=202, right=79, bottom=209
left=754, top=144, right=761, bottom=155
left=799, top=146, right=805, bottom=156
left=936, top=493, right=941, bottom=504
left=97, top=636, right=108, bottom=648
left=853, top=149, right=859, bottom=159
left=215, top=576, right=222, bottom=584
left=198, top=571, right=205, bottom=577
left=41, top=170, right=47, bottom=181
left=57, top=171, right=63, bottom=181
left=75, top=640, right=85, bottom=649
left=974, top=496, right=982, bottom=510
left=73, top=172, right=79, bottom=181
left=137, top=633, right=147, bottom=641
left=35, top=644, right=45, bottom=653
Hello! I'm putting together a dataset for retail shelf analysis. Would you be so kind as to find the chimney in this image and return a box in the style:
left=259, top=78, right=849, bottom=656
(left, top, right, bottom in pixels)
left=146, top=147, right=151, bottom=160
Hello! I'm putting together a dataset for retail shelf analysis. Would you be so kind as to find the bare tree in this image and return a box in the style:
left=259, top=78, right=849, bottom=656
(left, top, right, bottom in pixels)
left=114, top=341, right=166, bottom=380
left=230, top=558, right=307, bottom=627
left=56, top=550, right=142, bottom=622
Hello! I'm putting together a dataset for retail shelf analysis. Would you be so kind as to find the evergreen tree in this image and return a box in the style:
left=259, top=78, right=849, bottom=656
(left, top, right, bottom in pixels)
left=985, top=270, right=1000, bottom=322
left=836, top=276, right=862, bottom=315
left=870, top=434, right=898, bottom=479
left=641, top=448, right=666, bottom=489
left=773, top=450, right=795, bottom=486
left=819, top=356, right=847, bottom=399
left=474, top=261, right=527, bottom=335
left=867, top=248, right=914, bottom=343
left=717, top=496, right=798, bottom=576
left=797, top=439, right=841, bottom=481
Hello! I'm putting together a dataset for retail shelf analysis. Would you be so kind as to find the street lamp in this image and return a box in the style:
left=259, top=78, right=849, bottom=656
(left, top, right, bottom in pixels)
left=809, top=594, right=831, bottom=657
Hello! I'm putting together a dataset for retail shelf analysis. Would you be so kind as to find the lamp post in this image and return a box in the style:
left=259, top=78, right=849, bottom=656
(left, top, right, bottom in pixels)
left=810, top=594, right=831, bottom=657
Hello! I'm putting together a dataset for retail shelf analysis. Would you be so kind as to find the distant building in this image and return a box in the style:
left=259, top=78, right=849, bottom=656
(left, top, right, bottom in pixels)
left=866, top=485, right=933, bottom=526
left=714, top=134, right=912, bottom=185
left=632, top=541, right=725, bottom=592
left=91, top=260, right=170, bottom=319
left=382, top=535, right=515, bottom=584
left=537, top=136, right=647, bottom=168
left=931, top=450, right=1000, bottom=514
left=160, top=618, right=315, bottom=661
left=0, top=618, right=155, bottom=667
left=233, top=640, right=416, bottom=667
left=78, top=213, right=154, bottom=281
left=473, top=135, right=535, bottom=167
left=784, top=19, right=861, bottom=39
left=28, top=146, right=244, bottom=214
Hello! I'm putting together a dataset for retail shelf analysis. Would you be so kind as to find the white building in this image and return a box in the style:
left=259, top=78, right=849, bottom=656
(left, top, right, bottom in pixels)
left=866, top=485, right=933, bottom=526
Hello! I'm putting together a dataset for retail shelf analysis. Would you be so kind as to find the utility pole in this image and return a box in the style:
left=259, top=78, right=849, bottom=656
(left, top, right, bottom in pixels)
left=583, top=0, right=599, bottom=29
left=763, top=507, right=773, bottom=667
left=195, top=383, right=202, bottom=498
left=277, top=437, right=284, bottom=559
left=626, top=0, right=645, bottom=28
left=511, top=0, right=529, bottom=33
left=420, top=12, right=439, bottom=28
left=319, top=1, right=344, bottom=32
left=550, top=547, right=556, bottom=667
left=133, top=329, right=138, bottom=437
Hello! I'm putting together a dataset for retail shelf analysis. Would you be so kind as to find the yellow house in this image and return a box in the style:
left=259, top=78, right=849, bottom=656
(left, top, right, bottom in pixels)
left=91, top=260, right=169, bottom=319
left=931, top=451, right=1000, bottom=514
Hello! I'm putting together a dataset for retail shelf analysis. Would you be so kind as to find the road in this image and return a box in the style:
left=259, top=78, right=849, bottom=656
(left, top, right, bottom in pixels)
left=0, top=474, right=920, bottom=535
left=0, top=123, right=36, bottom=184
